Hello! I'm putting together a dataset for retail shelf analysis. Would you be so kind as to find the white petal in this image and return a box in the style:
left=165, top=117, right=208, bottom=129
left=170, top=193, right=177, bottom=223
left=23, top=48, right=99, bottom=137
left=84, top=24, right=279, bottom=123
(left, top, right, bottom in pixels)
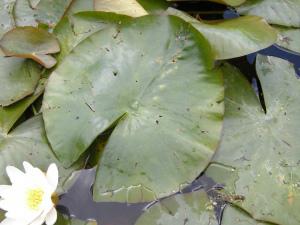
left=0, top=200, right=13, bottom=211
left=45, top=208, right=57, bottom=225
left=5, top=166, right=25, bottom=185
left=23, top=161, right=34, bottom=173
left=46, top=164, right=58, bottom=191
left=0, top=185, right=12, bottom=198
left=29, top=213, right=47, bottom=225
left=0, top=218, right=21, bottom=225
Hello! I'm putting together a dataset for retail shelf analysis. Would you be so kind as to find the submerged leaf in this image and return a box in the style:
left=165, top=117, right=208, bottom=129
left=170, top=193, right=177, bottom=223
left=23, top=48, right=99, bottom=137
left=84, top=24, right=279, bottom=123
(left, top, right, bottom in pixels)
left=167, top=8, right=278, bottom=60
left=94, top=0, right=148, bottom=17
left=206, top=59, right=300, bottom=225
left=43, top=15, right=224, bottom=202
left=56, top=214, right=97, bottom=225
left=0, top=27, right=60, bottom=68
left=237, top=0, right=300, bottom=28
left=135, top=191, right=218, bottom=225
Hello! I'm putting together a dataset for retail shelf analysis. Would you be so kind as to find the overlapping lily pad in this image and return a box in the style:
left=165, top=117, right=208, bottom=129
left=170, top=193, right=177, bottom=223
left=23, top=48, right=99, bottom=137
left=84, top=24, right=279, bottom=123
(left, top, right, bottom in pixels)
left=237, top=0, right=300, bottom=27
left=43, top=15, right=224, bottom=202
left=94, top=0, right=148, bottom=17
left=0, top=27, right=60, bottom=68
left=0, top=115, right=83, bottom=193
left=167, top=8, right=278, bottom=60
left=206, top=58, right=300, bottom=225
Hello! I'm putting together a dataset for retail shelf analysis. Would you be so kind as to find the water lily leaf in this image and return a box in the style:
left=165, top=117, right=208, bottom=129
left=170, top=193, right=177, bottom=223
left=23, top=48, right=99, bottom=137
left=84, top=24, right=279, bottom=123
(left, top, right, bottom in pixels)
left=14, top=0, right=73, bottom=28
left=0, top=0, right=16, bottom=39
left=43, top=15, right=224, bottom=202
left=137, top=0, right=169, bottom=13
left=65, top=0, right=94, bottom=16
left=166, top=0, right=246, bottom=7
left=167, top=8, right=278, bottom=60
left=135, top=190, right=218, bottom=225
left=205, top=58, right=300, bottom=225
left=94, top=0, right=148, bottom=17
left=0, top=58, right=40, bottom=106
left=0, top=79, right=46, bottom=134
left=0, top=27, right=60, bottom=68
left=276, top=27, right=300, bottom=53
left=0, top=115, right=83, bottom=193
left=222, top=206, right=271, bottom=225
left=54, top=12, right=131, bottom=64
left=237, top=0, right=300, bottom=28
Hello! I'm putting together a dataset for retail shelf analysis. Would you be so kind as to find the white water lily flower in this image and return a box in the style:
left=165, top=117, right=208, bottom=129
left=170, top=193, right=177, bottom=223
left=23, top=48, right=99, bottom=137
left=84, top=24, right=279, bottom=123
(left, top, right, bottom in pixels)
left=0, top=162, right=59, bottom=225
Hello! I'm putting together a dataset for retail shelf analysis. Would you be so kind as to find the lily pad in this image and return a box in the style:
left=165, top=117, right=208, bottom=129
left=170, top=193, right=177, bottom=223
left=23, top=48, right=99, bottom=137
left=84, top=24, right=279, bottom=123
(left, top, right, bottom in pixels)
left=94, top=0, right=148, bottom=17
left=205, top=58, right=300, bottom=225
left=167, top=0, right=246, bottom=7
left=0, top=115, right=83, bottom=193
left=43, top=15, right=224, bottom=202
left=276, top=27, right=300, bottom=53
left=222, top=206, right=271, bottom=225
left=237, top=0, right=300, bottom=28
left=14, top=0, right=73, bottom=28
left=0, top=57, right=40, bottom=106
left=0, top=79, right=46, bottom=134
left=135, top=190, right=218, bottom=225
left=167, top=8, right=278, bottom=60
left=0, top=0, right=15, bottom=39
left=0, top=27, right=60, bottom=68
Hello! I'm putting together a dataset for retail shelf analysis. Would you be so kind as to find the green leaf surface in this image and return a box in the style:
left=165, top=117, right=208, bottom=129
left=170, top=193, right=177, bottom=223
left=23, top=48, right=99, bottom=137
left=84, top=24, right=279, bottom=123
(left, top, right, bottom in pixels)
left=0, top=27, right=60, bottom=68
left=237, top=0, right=300, bottom=28
left=206, top=59, right=300, bottom=225
left=222, top=206, right=271, bottom=225
left=135, top=191, right=218, bottom=225
left=0, top=0, right=16, bottom=39
left=14, top=0, right=73, bottom=28
left=166, top=0, right=246, bottom=7
left=276, top=27, right=300, bottom=53
left=137, top=0, right=169, bottom=13
left=43, top=15, right=224, bottom=202
left=167, top=8, right=278, bottom=60
left=54, top=12, right=131, bottom=64
left=0, top=79, right=46, bottom=134
left=0, top=57, right=40, bottom=106
left=94, top=0, right=148, bottom=17
left=0, top=115, right=83, bottom=193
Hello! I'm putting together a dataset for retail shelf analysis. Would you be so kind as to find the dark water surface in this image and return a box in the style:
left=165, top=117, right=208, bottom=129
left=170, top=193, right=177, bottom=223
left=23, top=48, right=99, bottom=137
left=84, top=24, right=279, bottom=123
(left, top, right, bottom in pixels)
left=58, top=2, right=300, bottom=225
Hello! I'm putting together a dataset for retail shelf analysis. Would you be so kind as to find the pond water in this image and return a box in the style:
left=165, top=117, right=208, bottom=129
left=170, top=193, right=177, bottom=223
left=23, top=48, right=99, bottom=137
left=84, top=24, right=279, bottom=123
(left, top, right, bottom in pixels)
left=58, top=2, right=300, bottom=225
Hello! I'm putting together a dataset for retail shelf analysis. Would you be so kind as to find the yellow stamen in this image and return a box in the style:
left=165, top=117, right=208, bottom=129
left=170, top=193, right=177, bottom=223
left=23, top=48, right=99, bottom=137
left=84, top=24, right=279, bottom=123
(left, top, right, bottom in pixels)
left=27, top=188, right=44, bottom=210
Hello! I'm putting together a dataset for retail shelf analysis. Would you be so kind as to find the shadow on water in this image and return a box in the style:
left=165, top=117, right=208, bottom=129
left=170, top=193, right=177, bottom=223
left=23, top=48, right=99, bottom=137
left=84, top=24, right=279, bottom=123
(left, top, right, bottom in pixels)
left=58, top=4, right=300, bottom=225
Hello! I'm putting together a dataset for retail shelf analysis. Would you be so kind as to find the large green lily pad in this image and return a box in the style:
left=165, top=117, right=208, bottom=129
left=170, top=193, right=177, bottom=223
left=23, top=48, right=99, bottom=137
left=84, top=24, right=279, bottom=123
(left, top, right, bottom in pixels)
left=56, top=214, right=97, bottom=225
left=205, top=58, right=300, bottom=225
left=237, top=0, right=300, bottom=28
left=0, top=115, right=83, bottom=193
left=135, top=190, right=218, bottom=225
left=0, top=27, right=60, bottom=68
left=43, top=15, right=224, bottom=202
left=0, top=0, right=15, bottom=39
left=167, top=8, right=278, bottom=60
